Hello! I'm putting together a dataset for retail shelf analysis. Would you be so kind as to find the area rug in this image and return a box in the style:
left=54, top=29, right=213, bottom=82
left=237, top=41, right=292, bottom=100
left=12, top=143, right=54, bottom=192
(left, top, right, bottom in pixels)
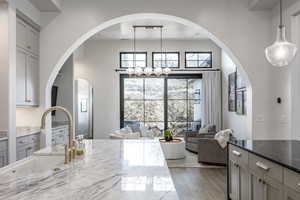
left=166, top=150, right=225, bottom=168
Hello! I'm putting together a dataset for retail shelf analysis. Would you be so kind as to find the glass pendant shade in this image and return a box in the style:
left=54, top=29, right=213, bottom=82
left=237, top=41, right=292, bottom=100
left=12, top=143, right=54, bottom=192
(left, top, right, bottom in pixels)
left=265, top=26, right=298, bottom=67
left=144, top=67, right=153, bottom=76
left=163, top=67, right=171, bottom=74
left=135, top=67, right=143, bottom=76
left=126, top=67, right=134, bottom=75
left=154, top=67, right=162, bottom=76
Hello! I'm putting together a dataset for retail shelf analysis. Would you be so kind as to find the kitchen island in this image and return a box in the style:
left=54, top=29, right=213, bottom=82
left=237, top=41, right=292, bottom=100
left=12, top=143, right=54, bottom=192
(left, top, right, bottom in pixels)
left=0, top=139, right=179, bottom=200
left=228, top=140, right=300, bottom=200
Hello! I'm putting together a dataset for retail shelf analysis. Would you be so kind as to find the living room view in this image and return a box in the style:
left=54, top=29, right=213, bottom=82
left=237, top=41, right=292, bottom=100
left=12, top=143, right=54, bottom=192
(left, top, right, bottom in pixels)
left=50, top=18, right=249, bottom=199
left=3, top=0, right=300, bottom=200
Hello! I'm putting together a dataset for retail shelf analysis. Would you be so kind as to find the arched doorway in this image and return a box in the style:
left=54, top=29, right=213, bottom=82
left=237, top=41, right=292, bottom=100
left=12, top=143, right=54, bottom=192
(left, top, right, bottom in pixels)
left=44, top=13, right=253, bottom=145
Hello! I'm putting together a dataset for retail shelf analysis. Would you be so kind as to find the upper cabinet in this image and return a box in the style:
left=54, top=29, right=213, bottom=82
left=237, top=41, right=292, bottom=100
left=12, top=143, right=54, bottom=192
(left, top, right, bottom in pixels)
left=16, top=19, right=39, bottom=56
left=16, top=17, right=40, bottom=107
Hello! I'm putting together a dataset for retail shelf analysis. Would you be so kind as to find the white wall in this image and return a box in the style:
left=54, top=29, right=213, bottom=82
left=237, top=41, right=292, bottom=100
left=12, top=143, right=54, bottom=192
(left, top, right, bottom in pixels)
left=73, top=39, right=221, bottom=139
left=52, top=55, right=74, bottom=121
left=271, top=1, right=300, bottom=140
left=222, top=50, right=251, bottom=139
left=38, top=0, right=286, bottom=142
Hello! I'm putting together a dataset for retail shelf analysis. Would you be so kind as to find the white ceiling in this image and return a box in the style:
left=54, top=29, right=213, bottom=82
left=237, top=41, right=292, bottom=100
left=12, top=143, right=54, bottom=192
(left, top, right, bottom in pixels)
left=29, top=0, right=62, bottom=12
left=91, top=19, right=209, bottom=40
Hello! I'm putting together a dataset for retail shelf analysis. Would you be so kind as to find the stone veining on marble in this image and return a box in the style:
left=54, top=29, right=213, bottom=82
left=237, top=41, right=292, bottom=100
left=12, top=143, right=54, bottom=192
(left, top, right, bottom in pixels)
left=0, top=140, right=179, bottom=200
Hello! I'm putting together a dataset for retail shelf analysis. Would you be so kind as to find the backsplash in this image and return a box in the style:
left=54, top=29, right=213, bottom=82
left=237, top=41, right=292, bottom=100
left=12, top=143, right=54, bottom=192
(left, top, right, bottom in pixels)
left=16, top=107, right=43, bottom=127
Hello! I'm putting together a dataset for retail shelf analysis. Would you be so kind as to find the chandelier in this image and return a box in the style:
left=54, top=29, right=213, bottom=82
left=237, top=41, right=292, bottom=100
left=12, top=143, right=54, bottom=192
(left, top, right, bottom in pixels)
left=126, top=25, right=171, bottom=76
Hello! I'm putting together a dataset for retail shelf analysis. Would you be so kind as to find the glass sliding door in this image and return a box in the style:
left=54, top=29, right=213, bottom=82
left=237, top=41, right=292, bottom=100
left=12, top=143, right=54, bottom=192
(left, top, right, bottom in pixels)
left=167, top=78, right=202, bottom=131
left=122, top=77, right=164, bottom=130
left=120, top=74, right=202, bottom=131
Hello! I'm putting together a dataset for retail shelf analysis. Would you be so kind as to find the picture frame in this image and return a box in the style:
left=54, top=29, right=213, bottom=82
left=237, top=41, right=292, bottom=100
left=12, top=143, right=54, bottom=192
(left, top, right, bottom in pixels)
left=236, top=69, right=246, bottom=89
left=228, top=72, right=237, bottom=112
left=236, top=90, right=246, bottom=115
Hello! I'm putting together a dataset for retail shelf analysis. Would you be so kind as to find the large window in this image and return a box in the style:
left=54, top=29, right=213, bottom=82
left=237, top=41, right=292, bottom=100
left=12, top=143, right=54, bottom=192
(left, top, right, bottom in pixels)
left=185, top=52, right=212, bottom=68
left=120, top=52, right=147, bottom=68
left=120, top=75, right=202, bottom=131
left=152, top=52, right=180, bottom=68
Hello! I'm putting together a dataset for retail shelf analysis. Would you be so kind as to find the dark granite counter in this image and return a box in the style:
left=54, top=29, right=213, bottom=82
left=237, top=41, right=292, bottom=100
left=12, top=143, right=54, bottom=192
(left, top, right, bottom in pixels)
left=229, top=140, right=300, bottom=173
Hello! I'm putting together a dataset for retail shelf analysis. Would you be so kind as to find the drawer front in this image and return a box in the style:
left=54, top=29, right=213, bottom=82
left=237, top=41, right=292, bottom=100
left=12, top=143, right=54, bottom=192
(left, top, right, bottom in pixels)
left=229, top=145, right=249, bottom=167
left=17, top=136, right=29, bottom=148
left=0, top=140, right=8, bottom=152
left=249, top=153, right=283, bottom=182
left=284, top=169, right=300, bottom=193
left=28, top=134, right=40, bottom=143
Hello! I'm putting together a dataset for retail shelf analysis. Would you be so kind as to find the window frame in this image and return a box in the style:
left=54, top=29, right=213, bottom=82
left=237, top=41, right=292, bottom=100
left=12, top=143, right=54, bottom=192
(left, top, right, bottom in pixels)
left=152, top=52, right=180, bottom=68
left=184, top=51, right=213, bottom=68
left=120, top=74, right=202, bottom=131
left=119, top=52, right=148, bottom=68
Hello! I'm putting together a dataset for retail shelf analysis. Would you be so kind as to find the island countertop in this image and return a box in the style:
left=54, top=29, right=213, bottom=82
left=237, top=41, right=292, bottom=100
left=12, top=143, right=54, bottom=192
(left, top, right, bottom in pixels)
left=229, top=140, right=300, bottom=174
left=0, top=139, right=179, bottom=200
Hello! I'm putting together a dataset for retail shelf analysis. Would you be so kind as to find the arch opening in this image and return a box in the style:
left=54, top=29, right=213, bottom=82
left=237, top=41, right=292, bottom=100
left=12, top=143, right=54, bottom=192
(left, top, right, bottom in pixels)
left=45, top=13, right=253, bottom=140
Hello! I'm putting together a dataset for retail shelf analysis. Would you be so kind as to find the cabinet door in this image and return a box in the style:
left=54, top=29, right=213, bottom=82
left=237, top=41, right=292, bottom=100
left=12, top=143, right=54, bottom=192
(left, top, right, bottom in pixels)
left=16, top=48, right=27, bottom=105
left=250, top=172, right=264, bottom=200
left=27, top=27, right=39, bottom=56
left=239, top=165, right=250, bottom=200
left=16, top=19, right=27, bottom=50
left=229, top=160, right=239, bottom=200
left=264, top=176, right=283, bottom=200
left=26, top=55, right=39, bottom=106
left=0, top=151, right=7, bottom=168
left=284, top=187, right=300, bottom=200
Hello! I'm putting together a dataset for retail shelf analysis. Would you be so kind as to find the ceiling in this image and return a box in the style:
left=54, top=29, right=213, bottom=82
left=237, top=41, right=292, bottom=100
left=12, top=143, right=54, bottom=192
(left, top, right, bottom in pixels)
left=91, top=19, right=209, bottom=40
left=29, top=0, right=62, bottom=12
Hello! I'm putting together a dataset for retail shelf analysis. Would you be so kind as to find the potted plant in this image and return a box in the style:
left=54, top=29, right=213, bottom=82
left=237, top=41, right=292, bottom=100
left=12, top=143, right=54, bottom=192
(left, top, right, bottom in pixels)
left=164, top=129, right=173, bottom=142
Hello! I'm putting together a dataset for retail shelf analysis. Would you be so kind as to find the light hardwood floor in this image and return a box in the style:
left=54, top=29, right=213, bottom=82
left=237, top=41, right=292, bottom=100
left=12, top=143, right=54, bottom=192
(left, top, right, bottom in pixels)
left=169, top=168, right=227, bottom=200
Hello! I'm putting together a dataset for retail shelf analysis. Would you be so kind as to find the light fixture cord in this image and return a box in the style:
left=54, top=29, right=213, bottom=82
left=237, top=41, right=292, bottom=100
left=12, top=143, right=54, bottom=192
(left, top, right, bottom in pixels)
left=160, top=26, right=163, bottom=68
left=133, top=26, right=136, bottom=68
left=279, top=0, right=283, bottom=28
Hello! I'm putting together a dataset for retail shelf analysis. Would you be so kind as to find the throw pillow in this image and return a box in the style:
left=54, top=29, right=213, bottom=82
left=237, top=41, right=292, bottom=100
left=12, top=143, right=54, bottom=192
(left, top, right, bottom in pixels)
left=198, top=126, right=209, bottom=134
left=139, top=125, right=149, bottom=137
left=150, top=126, right=162, bottom=137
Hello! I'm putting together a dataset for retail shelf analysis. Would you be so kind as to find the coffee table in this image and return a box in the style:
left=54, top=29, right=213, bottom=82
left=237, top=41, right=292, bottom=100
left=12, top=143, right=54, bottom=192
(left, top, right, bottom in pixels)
left=159, top=138, right=185, bottom=160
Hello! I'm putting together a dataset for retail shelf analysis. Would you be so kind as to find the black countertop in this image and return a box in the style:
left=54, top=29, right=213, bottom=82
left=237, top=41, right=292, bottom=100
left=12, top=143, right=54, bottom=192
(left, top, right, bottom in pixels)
left=229, top=140, right=300, bottom=173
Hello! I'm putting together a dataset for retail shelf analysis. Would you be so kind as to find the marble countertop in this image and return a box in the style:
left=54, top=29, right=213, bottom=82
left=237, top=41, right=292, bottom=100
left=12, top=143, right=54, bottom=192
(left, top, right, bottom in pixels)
left=230, top=140, right=300, bottom=173
left=0, top=139, right=179, bottom=200
left=0, top=137, right=8, bottom=141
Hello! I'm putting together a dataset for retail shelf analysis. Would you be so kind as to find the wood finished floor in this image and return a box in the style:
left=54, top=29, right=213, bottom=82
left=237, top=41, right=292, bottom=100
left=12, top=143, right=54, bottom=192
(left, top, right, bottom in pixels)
left=169, top=168, right=227, bottom=200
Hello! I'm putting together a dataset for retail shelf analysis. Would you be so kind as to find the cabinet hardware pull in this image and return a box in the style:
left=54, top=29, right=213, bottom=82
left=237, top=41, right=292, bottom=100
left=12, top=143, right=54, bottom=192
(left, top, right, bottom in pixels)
left=232, top=150, right=241, bottom=157
left=256, top=161, right=270, bottom=171
left=27, top=46, right=31, bottom=49
left=258, top=178, right=262, bottom=182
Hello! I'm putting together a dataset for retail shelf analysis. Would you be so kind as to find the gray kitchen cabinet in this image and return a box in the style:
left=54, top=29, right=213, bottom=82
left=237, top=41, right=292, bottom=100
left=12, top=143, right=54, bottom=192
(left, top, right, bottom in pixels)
left=16, top=17, right=39, bottom=107
left=228, top=145, right=250, bottom=200
left=264, top=176, right=284, bottom=200
left=16, top=48, right=39, bottom=106
left=284, top=187, right=300, bottom=200
left=250, top=171, right=264, bottom=200
left=0, top=140, right=8, bottom=168
left=16, top=18, right=39, bottom=56
left=16, top=48, right=27, bottom=105
left=16, top=133, right=40, bottom=161
left=228, top=144, right=289, bottom=200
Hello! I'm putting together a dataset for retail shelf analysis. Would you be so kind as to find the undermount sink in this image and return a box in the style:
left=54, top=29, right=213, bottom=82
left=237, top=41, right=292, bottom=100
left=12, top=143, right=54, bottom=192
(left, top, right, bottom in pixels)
left=0, top=155, right=65, bottom=179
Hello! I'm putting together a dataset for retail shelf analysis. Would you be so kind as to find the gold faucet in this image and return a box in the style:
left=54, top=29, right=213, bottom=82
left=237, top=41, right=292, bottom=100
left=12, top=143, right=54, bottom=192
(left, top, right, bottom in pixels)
left=41, top=106, right=77, bottom=164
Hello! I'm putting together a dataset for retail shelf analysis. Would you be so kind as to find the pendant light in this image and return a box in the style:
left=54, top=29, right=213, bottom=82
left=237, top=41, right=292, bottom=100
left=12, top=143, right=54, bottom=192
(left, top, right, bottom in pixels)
left=126, top=25, right=171, bottom=76
left=265, top=0, right=297, bottom=67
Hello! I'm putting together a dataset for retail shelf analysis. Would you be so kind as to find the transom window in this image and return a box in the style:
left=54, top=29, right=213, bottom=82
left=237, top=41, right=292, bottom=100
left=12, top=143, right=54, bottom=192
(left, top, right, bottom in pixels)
left=185, top=52, right=212, bottom=68
left=152, top=52, right=180, bottom=68
left=120, top=52, right=147, bottom=68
